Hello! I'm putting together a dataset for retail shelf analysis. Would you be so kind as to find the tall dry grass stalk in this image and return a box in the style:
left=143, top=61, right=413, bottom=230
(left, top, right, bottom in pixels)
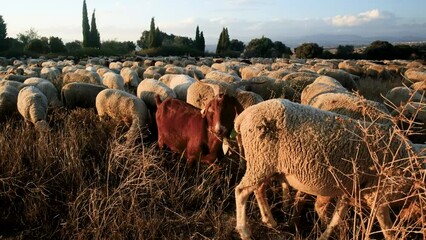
left=0, top=95, right=424, bottom=239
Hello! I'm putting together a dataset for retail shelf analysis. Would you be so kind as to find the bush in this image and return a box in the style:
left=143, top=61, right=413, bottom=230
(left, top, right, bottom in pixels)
left=294, top=42, right=323, bottom=59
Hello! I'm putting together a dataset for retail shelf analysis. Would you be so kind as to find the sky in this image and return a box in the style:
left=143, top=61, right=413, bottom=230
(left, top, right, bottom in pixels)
left=2, top=0, right=426, bottom=46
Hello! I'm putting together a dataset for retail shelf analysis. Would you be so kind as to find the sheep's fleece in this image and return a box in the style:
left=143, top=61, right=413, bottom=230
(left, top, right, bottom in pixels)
left=234, top=99, right=417, bottom=240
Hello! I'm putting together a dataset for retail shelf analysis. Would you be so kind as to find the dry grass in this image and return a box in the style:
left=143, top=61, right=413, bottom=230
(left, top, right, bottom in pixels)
left=0, top=93, right=425, bottom=240
left=357, top=75, right=403, bottom=103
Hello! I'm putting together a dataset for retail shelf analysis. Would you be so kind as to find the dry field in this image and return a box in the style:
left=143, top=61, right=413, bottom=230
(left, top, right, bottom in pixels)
left=0, top=70, right=425, bottom=239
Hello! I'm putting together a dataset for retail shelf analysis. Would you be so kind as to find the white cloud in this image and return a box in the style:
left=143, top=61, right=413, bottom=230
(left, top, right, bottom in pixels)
left=331, top=9, right=385, bottom=27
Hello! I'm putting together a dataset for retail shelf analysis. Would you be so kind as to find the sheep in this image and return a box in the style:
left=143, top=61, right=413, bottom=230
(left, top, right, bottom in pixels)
left=120, top=67, right=140, bottom=89
left=384, top=86, right=424, bottom=109
left=234, top=98, right=420, bottom=240
left=74, top=69, right=103, bottom=85
left=281, top=71, right=320, bottom=95
left=109, top=62, right=123, bottom=72
left=17, top=86, right=49, bottom=132
left=0, top=84, right=19, bottom=121
left=307, top=91, right=391, bottom=124
left=404, top=68, right=426, bottom=83
left=317, top=68, right=359, bottom=91
left=136, top=78, right=176, bottom=110
left=63, top=71, right=101, bottom=85
left=301, top=76, right=350, bottom=105
left=23, top=77, right=62, bottom=107
left=234, top=88, right=264, bottom=109
left=96, top=89, right=149, bottom=140
left=61, top=82, right=106, bottom=109
left=142, top=68, right=161, bottom=80
left=205, top=70, right=242, bottom=83
left=244, top=76, right=299, bottom=101
left=102, top=72, right=125, bottom=90
left=3, top=74, right=30, bottom=82
left=158, top=74, right=195, bottom=101
left=0, top=80, right=23, bottom=89
left=40, top=67, right=61, bottom=84
left=338, top=60, right=364, bottom=76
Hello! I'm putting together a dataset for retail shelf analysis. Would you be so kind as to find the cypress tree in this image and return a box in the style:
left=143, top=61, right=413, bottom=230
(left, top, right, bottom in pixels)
left=216, top=27, right=230, bottom=55
left=82, top=0, right=90, bottom=47
left=200, top=31, right=205, bottom=53
left=195, top=25, right=200, bottom=50
left=89, top=9, right=101, bottom=48
left=148, top=17, right=156, bottom=48
left=154, top=27, right=162, bottom=48
left=0, top=15, right=7, bottom=51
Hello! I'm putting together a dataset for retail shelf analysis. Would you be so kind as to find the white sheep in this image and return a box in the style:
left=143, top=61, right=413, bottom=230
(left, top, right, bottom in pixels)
left=136, top=78, right=176, bottom=110
left=234, top=99, right=419, bottom=240
left=158, top=74, right=195, bottom=101
left=0, top=80, right=23, bottom=89
left=23, top=77, right=62, bottom=107
left=384, top=86, right=423, bottom=109
left=317, top=68, right=359, bottom=91
left=0, top=84, right=19, bottom=120
left=205, top=70, right=241, bottom=83
left=102, top=72, right=125, bottom=90
left=40, top=67, right=61, bottom=84
left=301, top=79, right=348, bottom=106
left=120, top=67, right=140, bottom=89
left=243, top=76, right=299, bottom=101
left=17, top=86, right=49, bottom=131
left=96, top=89, right=149, bottom=140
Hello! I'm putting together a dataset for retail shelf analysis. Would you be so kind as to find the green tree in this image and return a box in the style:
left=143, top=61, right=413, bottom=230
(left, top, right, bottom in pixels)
left=272, top=41, right=292, bottom=58
left=336, top=45, right=354, bottom=59
left=147, top=17, right=161, bottom=48
left=364, top=40, right=394, bottom=60
left=199, top=31, right=205, bottom=53
left=25, top=38, right=49, bottom=54
left=89, top=9, right=101, bottom=48
left=216, top=27, right=230, bottom=55
left=294, top=42, right=323, bottom=58
left=154, top=27, right=162, bottom=47
left=229, top=39, right=245, bottom=52
left=82, top=0, right=90, bottom=47
left=195, top=25, right=200, bottom=50
left=49, top=36, right=67, bottom=53
left=137, top=30, right=149, bottom=49
left=101, top=40, right=136, bottom=55
left=65, top=40, right=82, bottom=52
left=17, top=28, right=40, bottom=46
left=244, top=37, right=289, bottom=58
left=0, top=15, right=7, bottom=51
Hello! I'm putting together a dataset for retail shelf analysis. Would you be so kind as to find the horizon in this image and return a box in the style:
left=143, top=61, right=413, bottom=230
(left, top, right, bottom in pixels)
left=2, top=0, right=426, bottom=47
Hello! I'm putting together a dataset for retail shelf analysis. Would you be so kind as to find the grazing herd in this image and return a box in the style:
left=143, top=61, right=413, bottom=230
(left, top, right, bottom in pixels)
left=0, top=55, right=425, bottom=239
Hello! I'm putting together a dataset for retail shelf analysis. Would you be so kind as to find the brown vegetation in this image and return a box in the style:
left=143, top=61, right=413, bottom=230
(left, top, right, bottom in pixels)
left=0, top=76, right=425, bottom=240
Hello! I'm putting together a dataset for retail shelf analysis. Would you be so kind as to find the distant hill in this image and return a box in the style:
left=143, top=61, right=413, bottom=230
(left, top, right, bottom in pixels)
left=204, top=34, right=426, bottom=54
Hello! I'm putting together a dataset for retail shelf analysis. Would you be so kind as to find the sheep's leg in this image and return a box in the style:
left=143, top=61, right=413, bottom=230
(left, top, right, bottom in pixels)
left=281, top=181, right=291, bottom=209
left=315, top=196, right=334, bottom=228
left=375, top=204, right=395, bottom=240
left=288, top=190, right=309, bottom=228
left=318, top=197, right=349, bottom=240
left=254, top=181, right=277, bottom=228
left=235, top=182, right=258, bottom=240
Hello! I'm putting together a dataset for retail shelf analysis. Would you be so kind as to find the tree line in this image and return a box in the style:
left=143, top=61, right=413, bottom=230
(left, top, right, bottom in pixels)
left=0, top=0, right=424, bottom=60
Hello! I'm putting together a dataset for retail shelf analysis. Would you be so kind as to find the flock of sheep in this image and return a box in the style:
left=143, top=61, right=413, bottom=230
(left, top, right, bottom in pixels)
left=0, top=55, right=425, bottom=239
